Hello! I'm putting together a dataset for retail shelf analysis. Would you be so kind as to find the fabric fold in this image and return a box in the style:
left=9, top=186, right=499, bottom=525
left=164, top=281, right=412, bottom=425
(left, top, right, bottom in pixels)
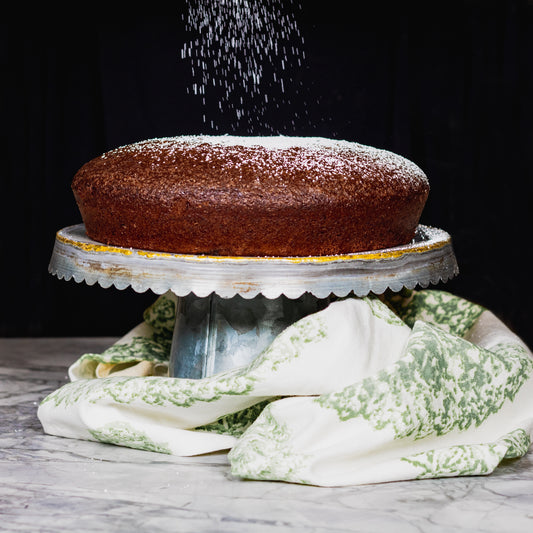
left=68, top=294, right=177, bottom=381
left=228, top=320, right=533, bottom=486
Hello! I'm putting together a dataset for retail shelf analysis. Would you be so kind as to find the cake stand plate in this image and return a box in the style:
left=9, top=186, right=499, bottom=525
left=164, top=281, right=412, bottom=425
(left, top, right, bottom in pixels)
left=49, top=224, right=458, bottom=378
left=48, top=224, right=458, bottom=300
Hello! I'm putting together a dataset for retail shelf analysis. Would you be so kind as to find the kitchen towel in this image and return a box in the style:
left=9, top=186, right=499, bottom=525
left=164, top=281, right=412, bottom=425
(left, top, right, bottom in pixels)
left=38, top=290, right=533, bottom=486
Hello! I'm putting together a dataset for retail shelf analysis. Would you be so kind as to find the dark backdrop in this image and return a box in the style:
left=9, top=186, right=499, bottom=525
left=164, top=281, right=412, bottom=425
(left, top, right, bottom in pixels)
left=2, top=1, right=532, bottom=348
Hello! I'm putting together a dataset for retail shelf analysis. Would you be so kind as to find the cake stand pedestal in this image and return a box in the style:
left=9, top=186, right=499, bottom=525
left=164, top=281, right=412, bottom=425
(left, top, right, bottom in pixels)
left=49, top=224, right=458, bottom=378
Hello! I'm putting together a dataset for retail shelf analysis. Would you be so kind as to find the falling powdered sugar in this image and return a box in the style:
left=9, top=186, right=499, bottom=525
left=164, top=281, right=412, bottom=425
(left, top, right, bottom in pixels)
left=180, top=0, right=321, bottom=134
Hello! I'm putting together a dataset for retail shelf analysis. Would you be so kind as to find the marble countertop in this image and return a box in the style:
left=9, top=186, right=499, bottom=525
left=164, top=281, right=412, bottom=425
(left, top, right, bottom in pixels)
left=2, top=337, right=533, bottom=533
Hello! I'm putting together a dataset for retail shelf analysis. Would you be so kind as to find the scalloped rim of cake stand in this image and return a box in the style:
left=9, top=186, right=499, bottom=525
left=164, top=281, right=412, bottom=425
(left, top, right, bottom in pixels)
left=48, top=223, right=459, bottom=299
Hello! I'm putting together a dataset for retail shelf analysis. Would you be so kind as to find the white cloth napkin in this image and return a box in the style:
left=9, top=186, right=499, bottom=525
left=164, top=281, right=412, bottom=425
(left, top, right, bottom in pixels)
left=38, top=290, right=533, bottom=486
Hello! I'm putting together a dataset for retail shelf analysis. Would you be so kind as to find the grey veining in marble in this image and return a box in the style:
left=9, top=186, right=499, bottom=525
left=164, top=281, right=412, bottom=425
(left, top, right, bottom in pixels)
left=1, top=337, right=533, bottom=532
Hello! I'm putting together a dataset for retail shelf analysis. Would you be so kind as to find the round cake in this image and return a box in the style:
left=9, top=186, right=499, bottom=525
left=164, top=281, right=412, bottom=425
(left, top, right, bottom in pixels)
left=71, top=135, right=430, bottom=257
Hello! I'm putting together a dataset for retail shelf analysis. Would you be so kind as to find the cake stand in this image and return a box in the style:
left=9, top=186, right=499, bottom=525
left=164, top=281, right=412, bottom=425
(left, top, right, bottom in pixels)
left=49, top=224, right=459, bottom=378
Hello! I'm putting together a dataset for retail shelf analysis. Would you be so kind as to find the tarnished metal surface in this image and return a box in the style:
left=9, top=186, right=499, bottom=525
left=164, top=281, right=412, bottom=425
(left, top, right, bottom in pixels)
left=48, top=224, right=459, bottom=299
left=170, top=292, right=332, bottom=378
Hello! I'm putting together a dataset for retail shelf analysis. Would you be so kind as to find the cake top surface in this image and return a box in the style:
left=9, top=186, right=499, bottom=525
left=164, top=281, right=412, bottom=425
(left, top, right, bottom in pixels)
left=99, top=134, right=428, bottom=186
left=73, top=135, right=429, bottom=207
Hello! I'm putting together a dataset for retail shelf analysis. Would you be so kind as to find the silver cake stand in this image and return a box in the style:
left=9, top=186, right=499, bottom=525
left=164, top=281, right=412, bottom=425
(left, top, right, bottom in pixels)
left=49, top=224, right=458, bottom=378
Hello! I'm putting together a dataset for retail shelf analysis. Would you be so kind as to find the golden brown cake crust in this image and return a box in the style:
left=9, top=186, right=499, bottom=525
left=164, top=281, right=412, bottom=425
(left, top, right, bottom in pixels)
left=71, top=135, right=430, bottom=257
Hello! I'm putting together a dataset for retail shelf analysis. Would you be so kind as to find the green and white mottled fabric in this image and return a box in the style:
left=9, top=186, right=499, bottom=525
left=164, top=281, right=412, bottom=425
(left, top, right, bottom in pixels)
left=38, top=290, right=533, bottom=486
left=68, top=295, right=176, bottom=380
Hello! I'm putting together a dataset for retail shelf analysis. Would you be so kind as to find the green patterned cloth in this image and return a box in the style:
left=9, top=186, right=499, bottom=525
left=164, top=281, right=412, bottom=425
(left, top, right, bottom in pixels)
left=38, top=290, right=533, bottom=486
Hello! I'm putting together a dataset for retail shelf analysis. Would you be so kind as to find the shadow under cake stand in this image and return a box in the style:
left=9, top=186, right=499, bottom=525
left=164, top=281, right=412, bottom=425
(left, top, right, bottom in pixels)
left=48, top=224, right=459, bottom=379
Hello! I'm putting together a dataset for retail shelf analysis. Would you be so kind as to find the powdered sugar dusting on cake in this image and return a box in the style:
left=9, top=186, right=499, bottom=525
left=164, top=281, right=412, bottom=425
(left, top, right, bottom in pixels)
left=103, top=135, right=429, bottom=187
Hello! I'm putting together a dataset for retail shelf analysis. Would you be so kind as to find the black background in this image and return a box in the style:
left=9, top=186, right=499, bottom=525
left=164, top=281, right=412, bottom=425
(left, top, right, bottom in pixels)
left=2, top=1, right=532, bottom=348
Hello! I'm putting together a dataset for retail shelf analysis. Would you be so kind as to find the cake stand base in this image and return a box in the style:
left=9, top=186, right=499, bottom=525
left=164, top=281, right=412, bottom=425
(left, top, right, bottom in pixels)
left=170, top=292, right=331, bottom=378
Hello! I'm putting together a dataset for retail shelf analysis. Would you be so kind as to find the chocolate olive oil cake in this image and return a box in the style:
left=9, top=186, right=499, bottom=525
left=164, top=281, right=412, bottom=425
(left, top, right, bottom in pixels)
left=72, top=136, right=429, bottom=257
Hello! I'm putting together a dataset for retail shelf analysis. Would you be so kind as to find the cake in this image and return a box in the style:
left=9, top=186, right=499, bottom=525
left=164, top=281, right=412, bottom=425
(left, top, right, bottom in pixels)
left=71, top=135, right=430, bottom=257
